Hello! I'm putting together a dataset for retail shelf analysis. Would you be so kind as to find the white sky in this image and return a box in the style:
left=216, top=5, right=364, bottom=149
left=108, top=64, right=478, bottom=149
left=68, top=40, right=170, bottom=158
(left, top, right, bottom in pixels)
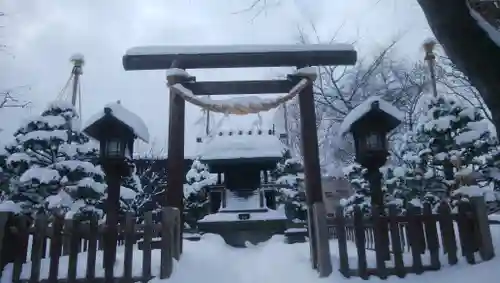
left=0, top=0, right=432, bottom=156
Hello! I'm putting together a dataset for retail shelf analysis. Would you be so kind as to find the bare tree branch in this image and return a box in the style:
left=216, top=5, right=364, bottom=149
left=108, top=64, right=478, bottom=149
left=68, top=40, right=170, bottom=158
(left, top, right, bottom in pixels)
left=0, top=88, right=31, bottom=110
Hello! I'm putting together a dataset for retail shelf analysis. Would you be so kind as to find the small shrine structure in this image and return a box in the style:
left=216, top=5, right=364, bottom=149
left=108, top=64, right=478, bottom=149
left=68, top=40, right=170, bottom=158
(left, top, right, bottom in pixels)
left=196, top=129, right=288, bottom=246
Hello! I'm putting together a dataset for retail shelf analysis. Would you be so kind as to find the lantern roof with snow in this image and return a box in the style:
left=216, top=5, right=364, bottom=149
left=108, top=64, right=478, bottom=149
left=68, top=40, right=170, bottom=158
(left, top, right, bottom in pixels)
left=339, top=96, right=404, bottom=136
left=197, top=129, right=286, bottom=170
left=82, top=101, right=150, bottom=143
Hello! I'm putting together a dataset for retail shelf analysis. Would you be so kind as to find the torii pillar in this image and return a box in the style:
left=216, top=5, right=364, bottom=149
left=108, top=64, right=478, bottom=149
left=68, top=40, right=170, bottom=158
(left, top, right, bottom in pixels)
left=122, top=45, right=357, bottom=268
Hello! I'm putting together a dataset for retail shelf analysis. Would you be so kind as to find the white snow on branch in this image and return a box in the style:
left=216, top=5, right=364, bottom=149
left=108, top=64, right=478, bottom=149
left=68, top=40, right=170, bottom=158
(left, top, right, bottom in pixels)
left=126, top=44, right=355, bottom=56
left=452, top=185, right=489, bottom=197
left=17, top=130, right=68, bottom=144
left=19, top=167, right=60, bottom=184
left=120, top=186, right=138, bottom=200
left=83, top=101, right=150, bottom=143
left=0, top=200, right=22, bottom=213
left=339, top=96, right=404, bottom=135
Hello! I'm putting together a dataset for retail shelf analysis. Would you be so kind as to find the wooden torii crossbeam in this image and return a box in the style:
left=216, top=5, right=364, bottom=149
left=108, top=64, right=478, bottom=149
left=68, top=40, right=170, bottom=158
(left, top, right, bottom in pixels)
left=122, top=44, right=357, bottom=276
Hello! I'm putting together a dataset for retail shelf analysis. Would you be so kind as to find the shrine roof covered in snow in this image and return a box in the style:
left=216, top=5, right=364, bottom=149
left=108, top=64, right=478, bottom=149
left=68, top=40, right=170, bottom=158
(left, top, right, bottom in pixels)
left=197, top=130, right=286, bottom=164
left=82, top=101, right=150, bottom=143
left=123, top=44, right=356, bottom=70
left=339, top=96, right=404, bottom=136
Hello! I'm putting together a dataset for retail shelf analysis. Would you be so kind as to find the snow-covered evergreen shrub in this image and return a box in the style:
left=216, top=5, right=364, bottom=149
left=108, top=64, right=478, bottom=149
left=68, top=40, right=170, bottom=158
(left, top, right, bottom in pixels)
left=341, top=163, right=372, bottom=217
left=0, top=101, right=106, bottom=220
left=183, top=159, right=216, bottom=228
left=131, top=160, right=166, bottom=223
left=117, top=161, right=143, bottom=217
left=414, top=95, right=498, bottom=206
left=273, top=150, right=306, bottom=221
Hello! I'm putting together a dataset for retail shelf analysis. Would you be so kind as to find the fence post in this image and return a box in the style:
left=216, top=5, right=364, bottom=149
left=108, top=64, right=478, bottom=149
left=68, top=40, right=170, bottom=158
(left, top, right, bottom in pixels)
left=170, top=207, right=181, bottom=260
left=312, top=202, right=332, bottom=277
left=470, top=196, right=495, bottom=261
left=0, top=212, right=11, bottom=270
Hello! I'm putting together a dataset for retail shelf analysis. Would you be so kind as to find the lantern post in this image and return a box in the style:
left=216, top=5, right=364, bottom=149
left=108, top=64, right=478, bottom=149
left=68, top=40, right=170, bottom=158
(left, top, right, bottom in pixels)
left=83, top=102, right=149, bottom=283
left=345, top=99, right=402, bottom=208
left=342, top=98, right=403, bottom=262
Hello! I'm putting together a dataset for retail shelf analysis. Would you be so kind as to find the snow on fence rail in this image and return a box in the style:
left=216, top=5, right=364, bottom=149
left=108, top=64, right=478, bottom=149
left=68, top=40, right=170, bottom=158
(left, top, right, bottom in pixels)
left=0, top=207, right=181, bottom=283
left=327, top=197, right=495, bottom=279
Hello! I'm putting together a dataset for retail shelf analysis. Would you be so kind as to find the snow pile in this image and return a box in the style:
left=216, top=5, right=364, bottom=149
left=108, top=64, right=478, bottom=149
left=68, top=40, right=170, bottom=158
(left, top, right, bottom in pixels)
left=199, top=206, right=287, bottom=222
left=199, top=130, right=286, bottom=161
left=83, top=101, right=150, bottom=143
left=339, top=96, right=404, bottom=136
left=126, top=44, right=355, bottom=56
left=165, top=68, right=191, bottom=78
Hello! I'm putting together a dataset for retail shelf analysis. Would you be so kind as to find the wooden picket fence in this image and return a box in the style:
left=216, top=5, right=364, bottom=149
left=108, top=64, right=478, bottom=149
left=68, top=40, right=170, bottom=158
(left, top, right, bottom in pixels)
left=0, top=207, right=181, bottom=283
left=328, top=198, right=495, bottom=279
left=345, top=223, right=411, bottom=253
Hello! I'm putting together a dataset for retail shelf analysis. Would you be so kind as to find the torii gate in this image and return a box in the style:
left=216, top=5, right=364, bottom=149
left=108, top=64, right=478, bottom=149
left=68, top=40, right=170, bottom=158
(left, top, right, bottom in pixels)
left=122, top=44, right=356, bottom=276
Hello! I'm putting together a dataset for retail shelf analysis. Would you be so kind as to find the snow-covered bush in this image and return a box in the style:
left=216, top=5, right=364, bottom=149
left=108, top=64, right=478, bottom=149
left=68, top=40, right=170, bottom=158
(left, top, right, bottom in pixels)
left=183, top=159, right=216, bottom=228
left=340, top=163, right=372, bottom=217
left=118, top=161, right=143, bottom=216
left=273, top=150, right=306, bottom=221
left=413, top=94, right=498, bottom=206
left=0, top=101, right=106, bottom=220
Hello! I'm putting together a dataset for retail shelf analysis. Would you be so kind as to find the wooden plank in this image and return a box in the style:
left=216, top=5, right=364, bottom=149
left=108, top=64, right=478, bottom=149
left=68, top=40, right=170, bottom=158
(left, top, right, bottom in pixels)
left=142, top=212, right=153, bottom=280
left=423, top=203, right=441, bottom=270
left=160, top=208, right=173, bottom=279
left=19, top=216, right=31, bottom=263
left=407, top=206, right=423, bottom=274
left=371, top=206, right=387, bottom=279
left=438, top=202, right=458, bottom=265
left=388, top=206, right=405, bottom=278
left=86, top=217, right=98, bottom=281
left=48, top=216, right=64, bottom=283
left=0, top=212, right=10, bottom=269
left=170, top=208, right=181, bottom=260
left=123, top=213, right=135, bottom=281
left=29, top=215, right=47, bottom=283
left=181, top=80, right=295, bottom=95
left=12, top=216, right=29, bottom=282
left=123, top=44, right=357, bottom=70
left=457, top=201, right=476, bottom=264
left=414, top=212, right=427, bottom=254
left=41, top=236, right=48, bottom=259
left=353, top=207, right=368, bottom=279
left=334, top=207, right=350, bottom=278
left=312, top=203, right=332, bottom=278
left=66, top=219, right=79, bottom=283
left=165, top=74, right=187, bottom=256
left=470, top=196, right=495, bottom=261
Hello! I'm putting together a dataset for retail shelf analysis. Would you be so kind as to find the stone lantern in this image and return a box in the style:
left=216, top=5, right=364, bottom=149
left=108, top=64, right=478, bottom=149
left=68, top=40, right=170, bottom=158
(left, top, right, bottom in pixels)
left=341, top=98, right=402, bottom=207
left=83, top=101, right=149, bottom=278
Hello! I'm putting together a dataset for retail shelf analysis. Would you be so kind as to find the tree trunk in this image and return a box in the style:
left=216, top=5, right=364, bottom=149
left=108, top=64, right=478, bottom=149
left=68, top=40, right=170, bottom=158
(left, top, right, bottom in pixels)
left=418, top=0, right=500, bottom=134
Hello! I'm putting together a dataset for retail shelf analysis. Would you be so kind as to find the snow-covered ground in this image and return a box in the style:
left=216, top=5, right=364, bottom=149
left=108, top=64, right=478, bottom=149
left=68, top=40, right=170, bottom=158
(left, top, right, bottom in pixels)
left=168, top=224, right=500, bottom=283
left=2, top=221, right=500, bottom=283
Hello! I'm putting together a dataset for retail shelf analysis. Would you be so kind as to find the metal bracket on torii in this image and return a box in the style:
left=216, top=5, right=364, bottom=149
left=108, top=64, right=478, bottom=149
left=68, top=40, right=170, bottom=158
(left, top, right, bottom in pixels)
left=122, top=45, right=357, bottom=271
